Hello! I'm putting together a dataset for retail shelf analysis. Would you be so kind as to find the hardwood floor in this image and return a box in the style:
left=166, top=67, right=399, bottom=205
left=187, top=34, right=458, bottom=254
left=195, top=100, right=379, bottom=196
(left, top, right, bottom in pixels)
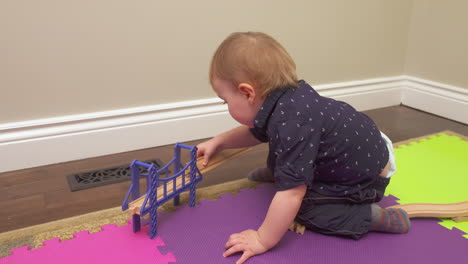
left=0, top=105, right=467, bottom=233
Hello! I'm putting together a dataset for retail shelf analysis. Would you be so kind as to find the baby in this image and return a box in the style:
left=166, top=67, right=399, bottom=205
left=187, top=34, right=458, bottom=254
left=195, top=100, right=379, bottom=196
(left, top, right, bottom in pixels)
left=197, top=32, right=410, bottom=264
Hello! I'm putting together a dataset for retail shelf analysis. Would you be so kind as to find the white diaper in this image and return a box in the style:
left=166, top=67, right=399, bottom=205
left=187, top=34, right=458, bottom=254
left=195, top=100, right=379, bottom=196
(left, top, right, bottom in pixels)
left=380, top=132, right=396, bottom=178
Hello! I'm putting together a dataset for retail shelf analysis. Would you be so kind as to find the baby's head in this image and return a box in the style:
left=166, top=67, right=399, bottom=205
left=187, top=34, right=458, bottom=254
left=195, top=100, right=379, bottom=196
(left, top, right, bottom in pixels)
left=209, top=32, right=298, bottom=98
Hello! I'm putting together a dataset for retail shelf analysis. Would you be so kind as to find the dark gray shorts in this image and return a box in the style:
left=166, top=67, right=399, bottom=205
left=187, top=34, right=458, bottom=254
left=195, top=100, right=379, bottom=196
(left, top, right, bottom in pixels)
left=295, top=176, right=390, bottom=240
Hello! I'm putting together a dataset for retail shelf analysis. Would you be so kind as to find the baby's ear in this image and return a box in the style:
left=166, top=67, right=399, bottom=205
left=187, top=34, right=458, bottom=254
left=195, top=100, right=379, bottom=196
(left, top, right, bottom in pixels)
left=238, top=83, right=257, bottom=102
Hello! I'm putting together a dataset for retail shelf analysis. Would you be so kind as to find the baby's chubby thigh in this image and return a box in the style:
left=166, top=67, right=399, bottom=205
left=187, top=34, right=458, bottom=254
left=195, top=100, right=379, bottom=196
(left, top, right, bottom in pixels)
left=379, top=161, right=390, bottom=178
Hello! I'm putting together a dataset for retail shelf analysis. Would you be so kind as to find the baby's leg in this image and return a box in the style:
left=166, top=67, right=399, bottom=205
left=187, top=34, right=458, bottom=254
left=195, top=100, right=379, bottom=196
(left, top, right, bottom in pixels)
left=370, top=204, right=411, bottom=233
left=247, top=167, right=275, bottom=182
left=297, top=173, right=408, bottom=239
left=295, top=202, right=373, bottom=240
left=295, top=202, right=410, bottom=239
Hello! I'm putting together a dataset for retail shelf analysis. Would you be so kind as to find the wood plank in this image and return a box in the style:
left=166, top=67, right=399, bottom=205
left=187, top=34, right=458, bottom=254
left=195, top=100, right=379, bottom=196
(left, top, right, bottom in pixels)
left=128, top=174, right=192, bottom=215
left=197, top=147, right=252, bottom=175
left=388, top=201, right=468, bottom=219
left=453, top=216, right=468, bottom=222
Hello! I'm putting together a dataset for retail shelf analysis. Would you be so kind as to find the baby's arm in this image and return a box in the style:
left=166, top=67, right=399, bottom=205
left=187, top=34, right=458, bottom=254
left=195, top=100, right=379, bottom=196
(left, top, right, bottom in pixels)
left=197, top=125, right=260, bottom=165
left=258, top=184, right=307, bottom=248
left=223, top=184, right=306, bottom=264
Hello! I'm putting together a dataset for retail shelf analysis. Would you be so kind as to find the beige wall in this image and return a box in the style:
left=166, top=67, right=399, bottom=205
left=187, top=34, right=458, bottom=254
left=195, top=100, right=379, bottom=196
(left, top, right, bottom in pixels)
left=1, top=0, right=413, bottom=123
left=405, top=0, right=468, bottom=89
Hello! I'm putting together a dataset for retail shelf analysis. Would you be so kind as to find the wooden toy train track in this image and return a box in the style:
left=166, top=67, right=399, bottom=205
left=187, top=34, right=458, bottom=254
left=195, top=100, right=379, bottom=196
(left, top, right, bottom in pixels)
left=389, top=201, right=468, bottom=222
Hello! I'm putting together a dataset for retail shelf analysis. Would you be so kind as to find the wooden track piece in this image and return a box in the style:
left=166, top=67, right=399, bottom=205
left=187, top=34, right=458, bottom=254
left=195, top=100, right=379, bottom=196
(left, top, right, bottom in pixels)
left=388, top=201, right=468, bottom=221
left=196, top=147, right=252, bottom=175
left=127, top=148, right=252, bottom=215
left=453, top=216, right=468, bottom=222
left=128, top=174, right=192, bottom=215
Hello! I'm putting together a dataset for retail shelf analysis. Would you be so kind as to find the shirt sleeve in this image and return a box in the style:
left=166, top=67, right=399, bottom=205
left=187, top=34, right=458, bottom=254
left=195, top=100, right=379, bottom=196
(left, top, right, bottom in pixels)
left=272, top=120, right=321, bottom=191
left=249, top=127, right=269, bottom=143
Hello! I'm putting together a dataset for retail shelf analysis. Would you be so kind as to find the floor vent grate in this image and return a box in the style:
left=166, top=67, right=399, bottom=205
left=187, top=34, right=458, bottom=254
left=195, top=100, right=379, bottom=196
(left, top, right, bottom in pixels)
left=66, top=159, right=164, bottom=191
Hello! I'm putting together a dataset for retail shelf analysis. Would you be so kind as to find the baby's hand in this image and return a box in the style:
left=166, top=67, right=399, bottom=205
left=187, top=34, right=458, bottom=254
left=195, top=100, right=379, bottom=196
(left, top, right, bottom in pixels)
left=196, top=138, right=220, bottom=166
left=223, top=229, right=268, bottom=264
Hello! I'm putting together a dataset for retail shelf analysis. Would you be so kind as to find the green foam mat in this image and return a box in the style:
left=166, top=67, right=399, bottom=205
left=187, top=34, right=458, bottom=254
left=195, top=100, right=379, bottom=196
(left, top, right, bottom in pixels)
left=385, top=133, right=468, bottom=237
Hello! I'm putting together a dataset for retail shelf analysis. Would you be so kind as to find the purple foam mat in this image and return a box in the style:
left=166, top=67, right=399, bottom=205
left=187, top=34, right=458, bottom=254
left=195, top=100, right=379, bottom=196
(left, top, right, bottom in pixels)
left=143, top=184, right=468, bottom=264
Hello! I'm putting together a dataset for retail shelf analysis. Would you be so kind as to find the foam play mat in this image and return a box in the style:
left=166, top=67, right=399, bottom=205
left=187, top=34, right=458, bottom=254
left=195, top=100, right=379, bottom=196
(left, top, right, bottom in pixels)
left=0, top=132, right=467, bottom=263
left=385, top=132, right=468, bottom=237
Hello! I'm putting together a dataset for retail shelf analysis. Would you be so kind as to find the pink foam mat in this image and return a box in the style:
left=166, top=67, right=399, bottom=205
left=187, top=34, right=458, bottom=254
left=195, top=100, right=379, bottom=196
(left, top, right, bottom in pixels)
left=0, top=223, right=175, bottom=264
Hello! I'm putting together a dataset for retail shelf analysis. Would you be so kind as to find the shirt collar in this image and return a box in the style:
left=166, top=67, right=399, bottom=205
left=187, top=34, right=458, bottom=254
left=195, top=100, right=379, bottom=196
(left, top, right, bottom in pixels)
left=253, top=82, right=300, bottom=129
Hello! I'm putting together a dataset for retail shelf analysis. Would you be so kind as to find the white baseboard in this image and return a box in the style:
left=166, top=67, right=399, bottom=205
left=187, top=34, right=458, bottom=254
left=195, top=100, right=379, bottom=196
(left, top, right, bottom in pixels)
left=0, top=76, right=465, bottom=173
left=401, top=76, right=468, bottom=124
left=315, top=77, right=403, bottom=111
left=0, top=99, right=238, bottom=173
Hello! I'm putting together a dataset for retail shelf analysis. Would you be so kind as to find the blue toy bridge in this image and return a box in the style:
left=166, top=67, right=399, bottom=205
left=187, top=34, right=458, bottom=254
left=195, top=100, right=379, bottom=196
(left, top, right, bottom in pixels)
left=122, top=143, right=203, bottom=238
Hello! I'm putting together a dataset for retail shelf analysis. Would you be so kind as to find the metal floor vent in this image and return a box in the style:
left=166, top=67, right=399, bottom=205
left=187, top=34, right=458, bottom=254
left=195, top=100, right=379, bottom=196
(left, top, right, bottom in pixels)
left=66, top=159, right=164, bottom=191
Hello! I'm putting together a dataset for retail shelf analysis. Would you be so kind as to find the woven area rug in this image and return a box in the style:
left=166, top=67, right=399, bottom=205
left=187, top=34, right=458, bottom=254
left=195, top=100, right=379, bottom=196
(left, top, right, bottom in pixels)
left=0, top=131, right=467, bottom=263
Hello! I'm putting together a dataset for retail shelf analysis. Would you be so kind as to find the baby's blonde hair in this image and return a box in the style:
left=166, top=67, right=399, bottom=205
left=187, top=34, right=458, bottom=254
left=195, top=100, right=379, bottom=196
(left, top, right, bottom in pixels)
left=209, top=32, right=298, bottom=98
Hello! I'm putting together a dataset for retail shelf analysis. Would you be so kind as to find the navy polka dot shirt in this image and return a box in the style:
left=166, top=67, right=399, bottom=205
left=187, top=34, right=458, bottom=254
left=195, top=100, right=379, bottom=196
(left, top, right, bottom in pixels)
left=250, top=80, right=389, bottom=194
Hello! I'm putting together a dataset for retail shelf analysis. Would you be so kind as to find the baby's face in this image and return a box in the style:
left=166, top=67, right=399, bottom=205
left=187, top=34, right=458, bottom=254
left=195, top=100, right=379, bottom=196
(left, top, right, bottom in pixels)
left=212, top=78, right=261, bottom=128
